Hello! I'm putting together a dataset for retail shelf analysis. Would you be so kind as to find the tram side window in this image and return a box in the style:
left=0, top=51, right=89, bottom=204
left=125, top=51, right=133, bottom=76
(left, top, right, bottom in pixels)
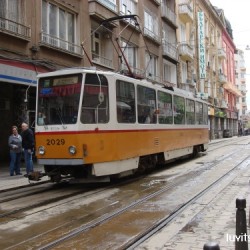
left=81, top=74, right=109, bottom=124
left=157, top=91, right=173, bottom=124
left=186, top=99, right=195, bottom=124
left=137, top=85, right=156, bottom=124
left=203, top=103, right=208, bottom=124
left=173, top=95, right=185, bottom=124
left=195, top=102, right=203, bottom=124
left=116, top=80, right=136, bottom=123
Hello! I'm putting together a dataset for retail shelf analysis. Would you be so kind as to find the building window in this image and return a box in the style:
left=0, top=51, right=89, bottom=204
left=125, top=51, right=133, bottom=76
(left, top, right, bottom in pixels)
left=0, top=0, right=23, bottom=22
left=145, top=52, right=158, bottom=81
left=98, top=0, right=117, bottom=11
left=144, top=10, right=159, bottom=40
left=119, top=0, right=137, bottom=15
left=42, top=0, right=79, bottom=54
left=91, top=31, right=101, bottom=58
left=0, top=0, right=30, bottom=37
left=121, top=40, right=137, bottom=72
left=163, top=61, right=177, bottom=85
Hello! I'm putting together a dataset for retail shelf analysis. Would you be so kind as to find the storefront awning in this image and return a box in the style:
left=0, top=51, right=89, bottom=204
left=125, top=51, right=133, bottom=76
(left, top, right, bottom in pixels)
left=0, top=59, right=49, bottom=86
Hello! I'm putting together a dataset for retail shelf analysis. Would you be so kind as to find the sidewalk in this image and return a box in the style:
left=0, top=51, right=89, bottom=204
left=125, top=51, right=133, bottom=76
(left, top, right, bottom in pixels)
left=0, top=161, right=45, bottom=191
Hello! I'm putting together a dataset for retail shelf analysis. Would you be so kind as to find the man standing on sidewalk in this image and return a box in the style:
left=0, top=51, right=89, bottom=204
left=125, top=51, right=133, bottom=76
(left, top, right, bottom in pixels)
left=21, top=122, right=34, bottom=175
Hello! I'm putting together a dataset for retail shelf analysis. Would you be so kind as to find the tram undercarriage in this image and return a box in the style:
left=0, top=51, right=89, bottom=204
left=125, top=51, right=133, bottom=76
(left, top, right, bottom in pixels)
left=27, top=144, right=207, bottom=183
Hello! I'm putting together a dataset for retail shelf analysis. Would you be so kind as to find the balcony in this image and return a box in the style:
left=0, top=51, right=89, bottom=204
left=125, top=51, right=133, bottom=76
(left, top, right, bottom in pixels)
left=146, top=73, right=161, bottom=83
left=178, top=43, right=194, bottom=61
left=178, top=1, right=193, bottom=23
left=40, top=32, right=83, bottom=56
left=223, top=82, right=242, bottom=97
left=0, top=17, right=31, bottom=40
left=161, top=4, right=177, bottom=27
left=92, top=52, right=113, bottom=68
left=143, top=27, right=161, bottom=44
left=88, top=0, right=118, bottom=24
left=162, top=41, right=178, bottom=62
left=120, top=63, right=145, bottom=78
left=217, top=48, right=226, bottom=59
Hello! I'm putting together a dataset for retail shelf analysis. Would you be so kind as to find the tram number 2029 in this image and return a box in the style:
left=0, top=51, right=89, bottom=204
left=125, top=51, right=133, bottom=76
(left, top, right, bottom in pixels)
left=46, top=139, right=65, bottom=146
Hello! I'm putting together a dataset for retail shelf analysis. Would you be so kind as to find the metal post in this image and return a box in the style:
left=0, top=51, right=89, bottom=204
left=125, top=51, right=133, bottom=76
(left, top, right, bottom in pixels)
left=236, top=198, right=248, bottom=250
left=203, top=242, right=220, bottom=250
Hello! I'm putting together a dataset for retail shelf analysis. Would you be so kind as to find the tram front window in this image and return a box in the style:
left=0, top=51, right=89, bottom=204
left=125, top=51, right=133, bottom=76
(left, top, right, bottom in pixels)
left=37, top=74, right=82, bottom=125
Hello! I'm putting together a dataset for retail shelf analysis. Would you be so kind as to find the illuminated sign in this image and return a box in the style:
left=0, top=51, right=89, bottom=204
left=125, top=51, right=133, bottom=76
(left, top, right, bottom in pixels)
left=197, top=12, right=206, bottom=79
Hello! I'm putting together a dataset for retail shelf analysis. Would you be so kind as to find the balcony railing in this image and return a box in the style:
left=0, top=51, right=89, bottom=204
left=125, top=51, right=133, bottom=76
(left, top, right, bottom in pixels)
left=120, top=64, right=145, bottom=78
left=178, top=1, right=193, bottom=23
left=41, top=32, right=83, bottom=55
left=0, top=17, right=31, bottom=39
left=178, top=43, right=194, bottom=60
left=162, top=41, right=178, bottom=61
left=161, top=4, right=177, bottom=26
left=143, top=27, right=161, bottom=43
left=146, top=72, right=161, bottom=83
left=92, top=52, right=113, bottom=68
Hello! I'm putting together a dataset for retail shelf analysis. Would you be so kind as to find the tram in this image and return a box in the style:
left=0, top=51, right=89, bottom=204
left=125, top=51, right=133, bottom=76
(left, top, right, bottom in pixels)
left=34, top=67, right=209, bottom=182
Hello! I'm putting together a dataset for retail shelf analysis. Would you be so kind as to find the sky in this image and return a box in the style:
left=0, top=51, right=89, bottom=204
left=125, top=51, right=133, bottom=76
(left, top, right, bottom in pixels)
left=209, top=0, right=250, bottom=108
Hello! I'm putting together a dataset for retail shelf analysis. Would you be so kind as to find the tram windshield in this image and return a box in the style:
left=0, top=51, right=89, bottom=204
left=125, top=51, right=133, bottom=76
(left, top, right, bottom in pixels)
left=37, top=74, right=82, bottom=125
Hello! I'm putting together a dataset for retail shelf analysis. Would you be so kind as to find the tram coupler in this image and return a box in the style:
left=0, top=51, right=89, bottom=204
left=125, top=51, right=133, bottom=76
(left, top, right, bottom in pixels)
left=24, top=171, right=47, bottom=181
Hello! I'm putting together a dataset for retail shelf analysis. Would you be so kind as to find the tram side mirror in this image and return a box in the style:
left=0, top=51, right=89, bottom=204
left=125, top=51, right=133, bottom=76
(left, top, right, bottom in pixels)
left=98, top=92, right=104, bottom=103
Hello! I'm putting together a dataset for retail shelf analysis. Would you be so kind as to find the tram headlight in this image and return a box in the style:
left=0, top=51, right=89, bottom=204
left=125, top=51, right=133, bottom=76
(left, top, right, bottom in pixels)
left=38, top=146, right=45, bottom=155
left=68, top=145, right=77, bottom=155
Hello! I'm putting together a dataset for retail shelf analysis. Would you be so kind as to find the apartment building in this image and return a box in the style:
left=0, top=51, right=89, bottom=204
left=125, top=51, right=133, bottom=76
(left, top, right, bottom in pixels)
left=235, top=49, right=247, bottom=132
left=193, top=0, right=241, bottom=139
left=0, top=0, right=241, bottom=160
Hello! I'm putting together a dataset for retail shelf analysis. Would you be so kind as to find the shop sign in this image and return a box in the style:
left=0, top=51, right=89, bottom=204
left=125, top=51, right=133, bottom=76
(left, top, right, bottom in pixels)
left=0, top=60, right=47, bottom=86
left=197, top=12, right=206, bottom=79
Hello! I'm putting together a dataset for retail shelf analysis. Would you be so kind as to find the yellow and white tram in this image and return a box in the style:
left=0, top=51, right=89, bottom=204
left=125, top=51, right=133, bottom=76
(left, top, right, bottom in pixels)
left=35, top=68, right=209, bottom=182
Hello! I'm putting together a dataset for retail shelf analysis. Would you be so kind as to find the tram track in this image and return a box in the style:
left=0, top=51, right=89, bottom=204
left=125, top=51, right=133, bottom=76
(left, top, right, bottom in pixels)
left=19, top=146, right=247, bottom=249
left=127, top=154, right=250, bottom=249
left=1, top=139, right=249, bottom=249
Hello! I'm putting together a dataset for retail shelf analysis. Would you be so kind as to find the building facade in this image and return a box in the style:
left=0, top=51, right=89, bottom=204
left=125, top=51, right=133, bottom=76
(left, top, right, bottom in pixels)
left=235, top=49, right=248, bottom=134
left=0, top=0, right=246, bottom=161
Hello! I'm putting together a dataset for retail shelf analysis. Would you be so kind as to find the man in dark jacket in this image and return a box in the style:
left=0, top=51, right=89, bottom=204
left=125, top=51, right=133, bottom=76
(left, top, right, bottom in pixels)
left=21, top=122, right=34, bottom=175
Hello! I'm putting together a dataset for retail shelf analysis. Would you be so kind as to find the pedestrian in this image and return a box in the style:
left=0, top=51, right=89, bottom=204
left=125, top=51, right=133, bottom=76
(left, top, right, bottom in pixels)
left=8, top=125, right=22, bottom=176
left=21, top=122, right=34, bottom=175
